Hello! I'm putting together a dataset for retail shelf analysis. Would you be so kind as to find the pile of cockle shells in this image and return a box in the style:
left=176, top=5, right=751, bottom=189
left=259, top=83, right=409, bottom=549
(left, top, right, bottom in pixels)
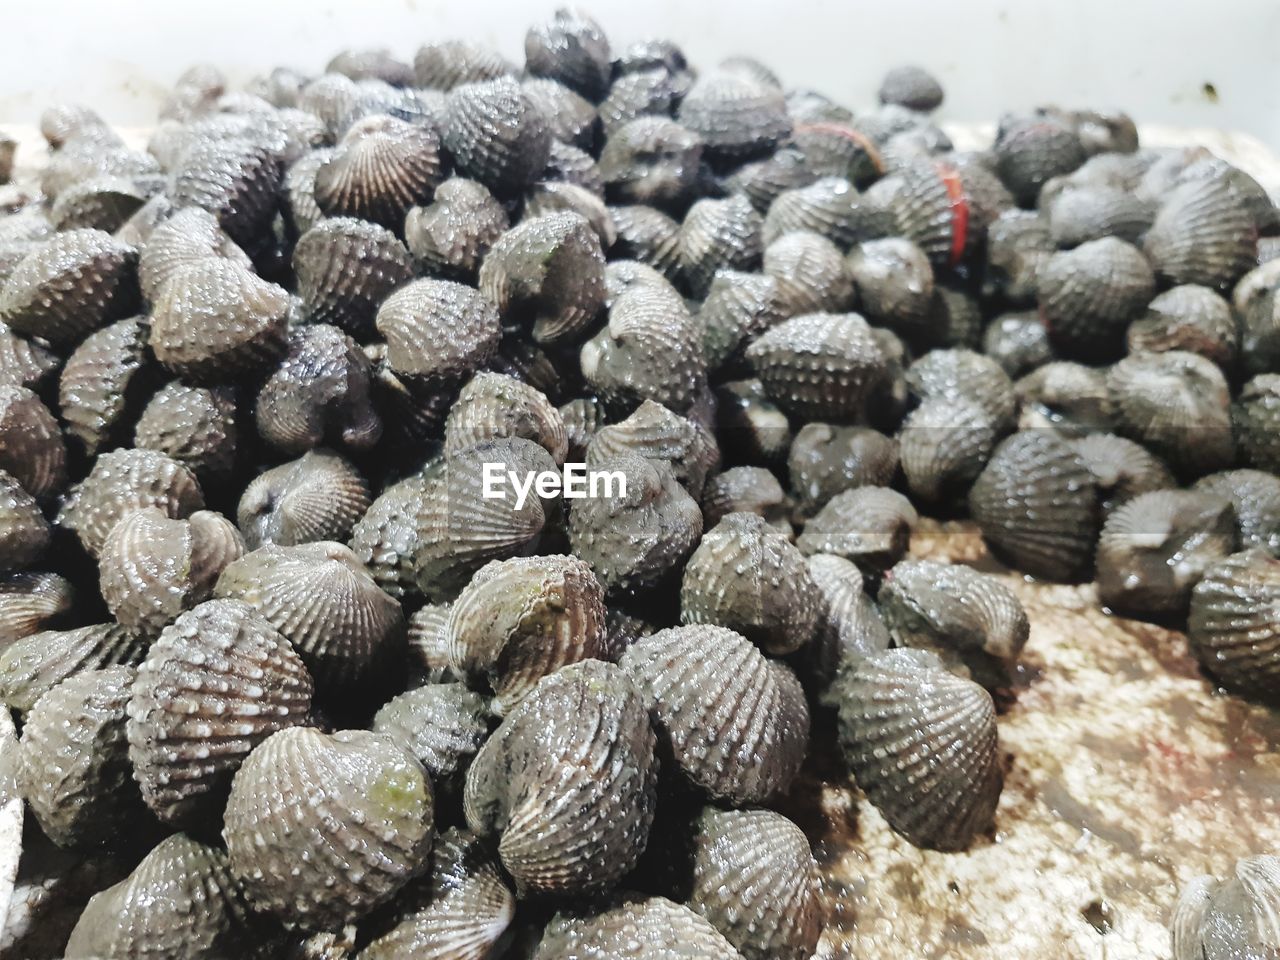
left=0, top=9, right=1277, bottom=958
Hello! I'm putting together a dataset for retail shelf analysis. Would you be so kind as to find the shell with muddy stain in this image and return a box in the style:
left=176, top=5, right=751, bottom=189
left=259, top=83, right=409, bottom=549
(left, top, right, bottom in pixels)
left=619, top=624, right=808, bottom=805
left=238, top=449, right=371, bottom=549
left=445, top=371, right=568, bottom=465
left=350, top=470, right=433, bottom=602
left=224, top=727, right=433, bottom=930
left=1188, top=548, right=1280, bottom=699
left=293, top=217, right=415, bottom=340
left=464, top=659, right=657, bottom=898
left=371, top=684, right=489, bottom=799
left=534, top=895, right=742, bottom=959
left=1127, top=283, right=1238, bottom=368
left=405, top=178, right=509, bottom=282
left=1171, top=854, right=1280, bottom=960
left=983, top=311, right=1053, bottom=380
left=796, top=486, right=918, bottom=574
left=0, top=623, right=145, bottom=719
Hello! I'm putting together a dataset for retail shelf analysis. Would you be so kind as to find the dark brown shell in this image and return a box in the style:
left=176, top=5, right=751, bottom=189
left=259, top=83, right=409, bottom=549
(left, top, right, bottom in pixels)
left=1233, top=374, right=1280, bottom=474
left=138, top=206, right=252, bottom=306
left=224, top=727, right=433, bottom=930
left=524, top=9, right=612, bottom=101
left=134, top=382, right=238, bottom=484
left=0, top=571, right=74, bottom=649
left=284, top=148, right=331, bottom=236
left=443, top=77, right=553, bottom=196
left=0, top=229, right=138, bottom=349
left=58, top=316, right=152, bottom=456
left=0, top=469, right=49, bottom=573
left=620, top=623, right=808, bottom=804
left=314, top=114, right=444, bottom=230
left=609, top=205, right=684, bottom=280
left=1038, top=236, right=1156, bottom=360
left=543, top=139, right=605, bottom=195
left=878, top=65, right=944, bottom=111
left=905, top=347, right=1017, bottom=431
left=993, top=115, right=1086, bottom=205
left=676, top=71, right=790, bottom=164
left=897, top=397, right=998, bottom=506
left=701, top=466, right=788, bottom=532
left=50, top=175, right=149, bottom=233
left=414, top=41, right=513, bottom=90
left=0, top=385, right=65, bottom=499
left=834, top=647, right=1002, bottom=851
left=1188, top=549, right=1280, bottom=698
left=982, top=310, right=1052, bottom=379
left=586, top=399, right=717, bottom=497
left=763, top=230, right=854, bottom=314
left=1016, top=361, right=1115, bottom=436
left=350, top=470, right=433, bottom=601
left=714, top=378, right=792, bottom=465
left=884, top=157, right=1013, bottom=268
left=0, top=623, right=145, bottom=719
left=599, top=117, right=703, bottom=211
left=464, top=660, right=657, bottom=898
left=723, top=146, right=817, bottom=214
left=238, top=449, right=370, bottom=549
left=845, top=237, right=935, bottom=337
left=293, top=217, right=414, bottom=340
left=1044, top=184, right=1153, bottom=249
left=983, top=209, right=1054, bottom=305
left=796, top=486, right=917, bottom=574
left=375, top=279, right=501, bottom=388
left=598, top=68, right=683, bottom=135
left=788, top=423, right=899, bottom=513
left=1144, top=176, right=1258, bottom=290
left=126, top=598, right=314, bottom=826
left=802, top=553, right=891, bottom=700
left=534, top=895, right=741, bottom=959
left=1127, top=283, right=1237, bottom=368
left=1195, top=469, right=1280, bottom=556
left=371, top=685, right=489, bottom=792
left=0, top=322, right=60, bottom=391
left=968, top=430, right=1100, bottom=581
left=168, top=137, right=282, bottom=249
left=404, top=178, right=509, bottom=281
left=698, top=270, right=793, bottom=373
left=1072, top=433, right=1176, bottom=515
left=522, top=77, right=598, bottom=150
left=445, top=371, right=568, bottom=464
left=762, top=176, right=863, bottom=249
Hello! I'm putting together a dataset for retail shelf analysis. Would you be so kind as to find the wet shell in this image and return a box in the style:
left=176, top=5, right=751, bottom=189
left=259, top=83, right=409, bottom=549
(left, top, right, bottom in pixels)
left=327, top=48, right=414, bottom=86
left=746, top=311, right=887, bottom=422
left=762, top=230, right=854, bottom=314
left=834, top=647, right=1002, bottom=850
left=17, top=666, right=142, bottom=847
left=464, top=659, right=657, bottom=897
left=983, top=209, right=1054, bottom=305
left=371, top=685, right=489, bottom=793
left=701, top=466, right=788, bottom=531
left=126, top=598, right=314, bottom=825
left=559, top=395, right=604, bottom=462
left=405, top=177, right=509, bottom=281
left=445, top=372, right=568, bottom=464
left=0, top=571, right=74, bottom=648
left=568, top=453, right=702, bottom=597
left=1108, top=350, right=1234, bottom=478
left=993, top=115, right=1086, bottom=205
left=1044, top=185, right=1153, bottom=249
left=1188, top=549, right=1280, bottom=697
left=414, top=40, right=512, bottom=90
left=1171, top=855, right=1280, bottom=960
left=149, top=257, right=291, bottom=384
left=845, top=238, right=935, bottom=338
left=898, top=398, right=998, bottom=505
left=796, top=486, right=917, bottom=574
left=878, top=65, right=944, bottom=111
left=673, top=806, right=823, bottom=960
left=169, top=137, right=282, bottom=249
left=359, top=827, right=515, bottom=960
left=723, top=146, right=817, bottom=214
left=609, top=205, right=682, bottom=279
left=599, top=117, right=703, bottom=211
left=580, top=278, right=705, bottom=413
left=787, top=423, right=898, bottom=513
left=0, top=623, right=145, bottom=719
left=444, top=77, right=553, bottom=196
left=58, top=316, right=151, bottom=456
left=1038, top=237, right=1156, bottom=360
left=1072, top=433, right=1176, bottom=514
left=64, top=833, right=261, bottom=960
left=0, top=229, right=138, bottom=349
left=40, top=103, right=115, bottom=150
left=41, top=142, right=160, bottom=206
left=587, top=399, right=717, bottom=497
left=238, top=449, right=370, bottom=549
left=351, top=470, right=433, bottom=601
left=598, top=68, right=683, bottom=136
left=1195, top=469, right=1280, bottom=556
left=134, top=381, right=238, bottom=484
left=1095, top=489, right=1236, bottom=617
left=100, top=507, right=243, bottom=638
left=224, top=727, right=433, bottom=930
left=802, top=553, right=891, bottom=700
left=1016, top=361, right=1115, bottom=436
left=285, top=148, right=331, bottom=236
left=314, top=115, right=444, bottom=230
left=293, top=217, right=414, bottom=340
left=1238, top=267, right=1280, bottom=377
left=0, top=386, right=65, bottom=499
left=256, top=324, right=382, bottom=455
left=534, top=895, right=742, bottom=960
left=1127, top=283, right=1237, bottom=367
left=412, top=439, right=557, bottom=601
left=680, top=512, right=817, bottom=655
left=982, top=311, right=1052, bottom=379
left=969, top=431, right=1099, bottom=580
left=903, top=347, right=1016, bottom=431
left=698, top=270, right=793, bottom=373
left=677, top=71, right=791, bottom=165
left=620, top=624, right=808, bottom=804
left=0, top=469, right=48, bottom=573
left=0, top=323, right=60, bottom=391
left=885, top=157, right=1013, bottom=268
left=524, top=8, right=611, bottom=101
left=138, top=206, right=253, bottom=306
left=714, top=378, right=792, bottom=465
left=50, top=175, right=149, bottom=233
left=762, top=176, right=863, bottom=249
left=519, top=80, right=597, bottom=154
left=543, top=139, right=605, bottom=195
left=1233, top=374, right=1280, bottom=474
left=376, top=278, right=502, bottom=387
left=1144, top=176, right=1258, bottom=290
left=447, top=554, right=606, bottom=713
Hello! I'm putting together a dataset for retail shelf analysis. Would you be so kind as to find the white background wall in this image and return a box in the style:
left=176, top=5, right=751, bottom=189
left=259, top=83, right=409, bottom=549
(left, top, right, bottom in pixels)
left=1, top=0, right=1276, bottom=147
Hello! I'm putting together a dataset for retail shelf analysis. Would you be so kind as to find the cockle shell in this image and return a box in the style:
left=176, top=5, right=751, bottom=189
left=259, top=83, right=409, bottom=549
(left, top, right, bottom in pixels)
left=897, top=397, right=998, bottom=506
left=0, top=469, right=48, bottom=574
left=1108, top=349, right=1234, bottom=478
left=525, top=8, right=612, bottom=101
left=1171, top=855, right=1280, bottom=960
left=293, top=217, right=414, bottom=340
left=376, top=278, right=502, bottom=388
left=0, top=322, right=60, bottom=391
left=763, top=229, right=854, bottom=314
left=372, top=684, right=488, bottom=795
left=445, top=372, right=567, bottom=464
left=169, top=137, right=282, bottom=249
left=99, top=507, right=244, bottom=638
left=1144, top=176, right=1258, bottom=290
left=18, top=666, right=143, bottom=849
left=351, top=470, right=432, bottom=601
left=415, top=41, right=512, bottom=90
left=0, top=228, right=138, bottom=349
left=447, top=554, right=606, bottom=713
left=138, top=205, right=253, bottom=305
left=722, top=146, right=815, bottom=214
left=1188, top=549, right=1280, bottom=698
left=126, top=598, right=313, bottom=825
left=0, top=571, right=74, bottom=648
left=41, top=142, right=160, bottom=206
left=0, top=623, right=145, bottom=719
left=1233, top=374, right=1280, bottom=474
left=698, top=270, right=793, bottom=373
left=149, top=257, right=291, bottom=384
left=58, top=316, right=153, bottom=456
left=878, top=65, right=944, bottom=111
left=586, top=399, right=717, bottom=496
left=1072, top=433, right=1176, bottom=514
left=522, top=77, right=598, bottom=150
left=134, top=381, right=238, bottom=484
left=1044, top=184, right=1153, bottom=249
left=881, top=156, right=1013, bottom=268
left=479, top=212, right=605, bottom=345
left=1038, top=236, right=1156, bottom=360
left=405, top=177, right=509, bottom=281
left=326, top=48, right=414, bottom=86
left=256, top=324, right=382, bottom=455
left=982, top=311, right=1053, bottom=379
left=543, top=139, right=605, bottom=195
left=224, top=727, right=433, bottom=930
left=1016, top=361, right=1115, bottom=436
left=714, top=378, right=792, bottom=465
left=701, top=466, right=788, bottom=532
left=535, top=895, right=742, bottom=959
left=834, top=647, right=1002, bottom=850
left=58, top=448, right=205, bottom=558
left=598, top=67, right=683, bottom=136
left=599, top=117, right=703, bottom=211
left=802, top=553, right=891, bottom=700
left=465, top=659, right=658, bottom=898
left=238, top=449, right=371, bottom=549
left=787, top=423, right=898, bottom=513
left=747, top=311, right=887, bottom=422
left=608, top=204, right=682, bottom=279
left=983, top=208, right=1054, bottom=305
left=676, top=70, right=790, bottom=165
left=968, top=430, right=1100, bottom=581
left=0, top=386, right=65, bottom=499
left=64, top=833, right=263, bottom=960
left=681, top=512, right=818, bottom=655
left=359, top=827, right=515, bottom=960
left=50, top=175, right=149, bottom=233
left=1195, top=469, right=1280, bottom=556
left=568, top=452, right=702, bottom=597
left=1237, top=267, right=1280, bottom=377
left=284, top=148, right=331, bottom=236
left=796, top=486, right=918, bottom=574
left=668, top=806, right=823, bottom=960
left=762, top=176, right=863, bottom=249
left=620, top=623, right=808, bottom=804
left=444, top=77, right=553, bottom=196
left=993, top=114, right=1086, bottom=205
left=314, top=114, right=444, bottom=230
left=845, top=237, right=935, bottom=338
left=40, top=103, right=115, bottom=149
left=526, top=180, right=615, bottom=246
